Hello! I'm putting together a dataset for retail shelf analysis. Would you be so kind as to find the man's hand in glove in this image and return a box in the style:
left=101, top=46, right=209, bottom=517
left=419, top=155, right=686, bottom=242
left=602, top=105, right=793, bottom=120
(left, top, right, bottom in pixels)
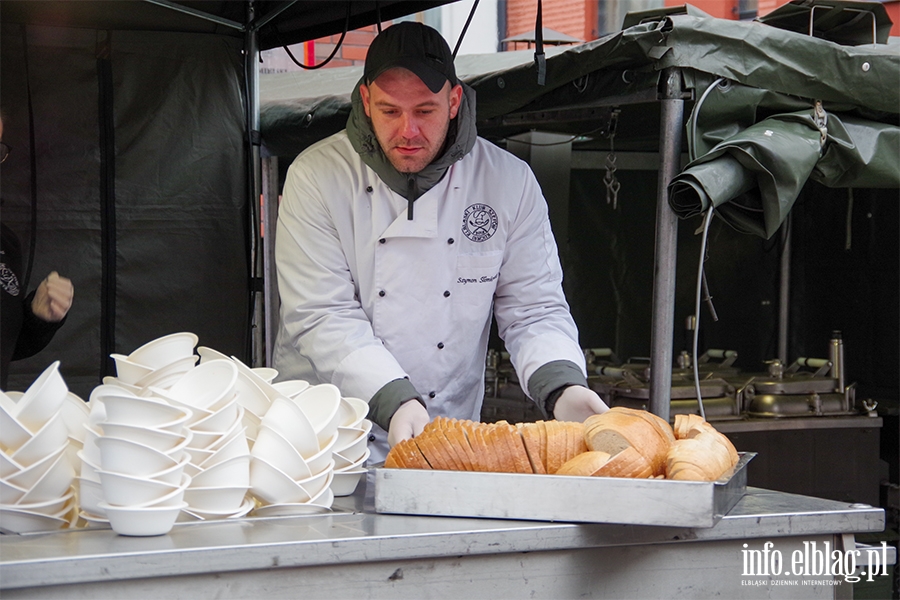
left=387, top=398, right=430, bottom=447
left=553, top=385, right=609, bottom=422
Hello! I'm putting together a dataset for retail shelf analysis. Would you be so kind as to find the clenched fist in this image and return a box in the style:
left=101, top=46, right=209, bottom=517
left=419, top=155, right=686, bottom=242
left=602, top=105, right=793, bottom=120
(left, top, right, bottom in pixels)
left=31, top=271, right=73, bottom=322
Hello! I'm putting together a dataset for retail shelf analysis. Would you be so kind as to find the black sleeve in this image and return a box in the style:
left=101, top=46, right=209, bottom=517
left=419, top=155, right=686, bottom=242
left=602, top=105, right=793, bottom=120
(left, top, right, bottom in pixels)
left=10, top=290, right=66, bottom=362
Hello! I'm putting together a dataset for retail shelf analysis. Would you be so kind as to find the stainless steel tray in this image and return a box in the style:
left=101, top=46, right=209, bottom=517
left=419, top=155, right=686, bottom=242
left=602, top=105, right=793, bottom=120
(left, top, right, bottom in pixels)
left=374, top=452, right=754, bottom=528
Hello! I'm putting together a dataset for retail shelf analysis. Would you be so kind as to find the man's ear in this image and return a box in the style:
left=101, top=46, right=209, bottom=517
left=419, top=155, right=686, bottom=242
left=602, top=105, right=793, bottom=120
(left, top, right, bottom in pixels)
left=360, top=83, right=372, bottom=118
left=448, top=84, right=463, bottom=119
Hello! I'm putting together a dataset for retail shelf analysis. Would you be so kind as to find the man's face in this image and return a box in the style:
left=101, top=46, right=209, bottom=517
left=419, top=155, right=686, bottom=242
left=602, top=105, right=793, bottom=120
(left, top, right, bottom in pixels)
left=360, top=68, right=462, bottom=174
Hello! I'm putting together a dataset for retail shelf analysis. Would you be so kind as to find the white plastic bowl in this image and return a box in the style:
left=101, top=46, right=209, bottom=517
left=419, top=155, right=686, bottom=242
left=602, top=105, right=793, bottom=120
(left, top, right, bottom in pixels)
left=0, top=506, right=69, bottom=534
left=190, top=454, right=250, bottom=488
left=147, top=454, right=192, bottom=486
left=98, top=422, right=188, bottom=453
left=251, top=367, right=278, bottom=384
left=242, top=408, right=261, bottom=442
left=183, top=485, right=248, bottom=512
left=80, top=423, right=102, bottom=465
left=127, top=332, right=198, bottom=370
left=13, top=489, right=75, bottom=516
left=77, top=450, right=102, bottom=483
left=260, top=398, right=318, bottom=458
left=100, top=501, right=187, bottom=536
left=61, top=393, right=90, bottom=443
left=77, top=476, right=106, bottom=517
left=17, top=448, right=75, bottom=504
left=190, top=397, right=241, bottom=433
left=98, top=394, right=191, bottom=429
left=292, top=384, right=342, bottom=444
left=334, top=421, right=371, bottom=453
left=0, top=451, right=22, bottom=480
left=10, top=413, right=71, bottom=468
left=307, top=479, right=335, bottom=507
left=338, top=397, right=369, bottom=428
left=330, top=468, right=365, bottom=497
left=251, top=426, right=312, bottom=481
left=250, top=456, right=314, bottom=505
left=0, top=392, right=33, bottom=451
left=332, top=426, right=369, bottom=464
left=189, top=415, right=243, bottom=451
left=98, top=470, right=188, bottom=507
left=334, top=447, right=371, bottom=472
left=132, top=355, right=199, bottom=391
left=196, top=346, right=230, bottom=363
left=306, top=431, right=339, bottom=475
left=110, top=354, right=154, bottom=385
left=233, top=372, right=272, bottom=418
left=98, top=377, right=142, bottom=395
left=183, top=496, right=253, bottom=521
left=165, top=359, right=238, bottom=412
left=230, top=357, right=284, bottom=403
left=7, top=445, right=66, bottom=490
left=16, top=361, right=68, bottom=433
left=96, top=436, right=180, bottom=476
left=271, top=379, right=310, bottom=399
left=0, top=479, right=28, bottom=504
left=199, top=430, right=249, bottom=469
left=147, top=389, right=212, bottom=426
left=294, top=460, right=335, bottom=499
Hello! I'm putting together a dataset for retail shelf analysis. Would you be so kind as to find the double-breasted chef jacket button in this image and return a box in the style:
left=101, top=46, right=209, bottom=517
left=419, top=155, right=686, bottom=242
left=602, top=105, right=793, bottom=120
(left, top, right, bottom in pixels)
left=443, top=290, right=450, bottom=297
left=378, top=238, right=386, bottom=244
left=428, top=391, right=436, bottom=399
left=366, top=186, right=374, bottom=193
left=379, top=290, right=386, bottom=297
left=447, top=238, right=455, bottom=244
left=368, top=434, right=376, bottom=442
left=437, top=342, right=444, bottom=349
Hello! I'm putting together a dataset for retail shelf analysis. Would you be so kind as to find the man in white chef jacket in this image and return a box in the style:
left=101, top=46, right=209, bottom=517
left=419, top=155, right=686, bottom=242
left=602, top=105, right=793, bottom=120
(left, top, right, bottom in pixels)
left=273, top=22, right=608, bottom=463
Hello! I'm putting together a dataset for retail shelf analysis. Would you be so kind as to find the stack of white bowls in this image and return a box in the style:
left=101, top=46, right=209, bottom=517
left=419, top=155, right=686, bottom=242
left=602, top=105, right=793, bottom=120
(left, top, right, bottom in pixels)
left=249, top=384, right=341, bottom=515
left=196, top=347, right=276, bottom=444
left=105, top=332, right=199, bottom=395
left=90, top=390, right=192, bottom=536
left=150, top=359, right=252, bottom=520
left=0, top=362, right=77, bottom=533
left=330, top=397, right=372, bottom=496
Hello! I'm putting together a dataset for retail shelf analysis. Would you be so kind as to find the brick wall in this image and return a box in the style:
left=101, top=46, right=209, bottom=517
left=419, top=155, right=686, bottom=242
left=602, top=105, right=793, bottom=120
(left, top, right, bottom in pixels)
left=505, top=0, right=596, bottom=48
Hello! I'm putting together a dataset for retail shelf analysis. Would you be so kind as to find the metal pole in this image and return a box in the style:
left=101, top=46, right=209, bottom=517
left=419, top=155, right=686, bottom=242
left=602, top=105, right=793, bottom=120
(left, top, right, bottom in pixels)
left=246, top=0, right=264, bottom=367
left=261, top=156, right=280, bottom=367
left=648, top=68, right=685, bottom=422
left=777, top=214, right=791, bottom=364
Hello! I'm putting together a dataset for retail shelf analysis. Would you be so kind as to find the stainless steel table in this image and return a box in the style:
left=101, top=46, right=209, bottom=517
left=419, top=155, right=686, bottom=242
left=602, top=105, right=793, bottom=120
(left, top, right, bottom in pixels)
left=0, top=483, right=890, bottom=599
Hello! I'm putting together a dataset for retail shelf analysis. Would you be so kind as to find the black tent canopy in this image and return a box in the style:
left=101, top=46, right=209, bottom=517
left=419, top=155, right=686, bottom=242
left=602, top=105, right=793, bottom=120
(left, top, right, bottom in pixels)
left=0, top=0, right=456, bottom=398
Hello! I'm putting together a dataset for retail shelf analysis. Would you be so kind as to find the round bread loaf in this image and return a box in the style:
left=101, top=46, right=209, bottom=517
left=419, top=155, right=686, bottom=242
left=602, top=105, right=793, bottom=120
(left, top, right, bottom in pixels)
left=556, top=451, right=612, bottom=476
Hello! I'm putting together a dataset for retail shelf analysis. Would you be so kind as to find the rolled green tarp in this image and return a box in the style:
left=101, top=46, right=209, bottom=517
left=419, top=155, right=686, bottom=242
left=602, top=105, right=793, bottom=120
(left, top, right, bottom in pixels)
left=669, top=111, right=825, bottom=239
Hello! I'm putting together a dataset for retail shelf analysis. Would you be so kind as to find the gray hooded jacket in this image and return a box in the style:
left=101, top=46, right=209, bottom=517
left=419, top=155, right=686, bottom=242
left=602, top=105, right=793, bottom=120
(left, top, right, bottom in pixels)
left=346, top=76, right=478, bottom=220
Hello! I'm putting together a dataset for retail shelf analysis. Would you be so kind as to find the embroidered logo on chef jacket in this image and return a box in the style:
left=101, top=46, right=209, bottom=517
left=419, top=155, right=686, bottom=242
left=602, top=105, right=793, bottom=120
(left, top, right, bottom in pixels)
left=0, top=252, right=19, bottom=296
left=461, top=204, right=498, bottom=242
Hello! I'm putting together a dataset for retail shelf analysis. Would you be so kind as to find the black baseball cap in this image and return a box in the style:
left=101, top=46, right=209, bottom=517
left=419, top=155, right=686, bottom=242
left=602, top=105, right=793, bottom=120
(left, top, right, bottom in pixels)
left=364, top=22, right=457, bottom=94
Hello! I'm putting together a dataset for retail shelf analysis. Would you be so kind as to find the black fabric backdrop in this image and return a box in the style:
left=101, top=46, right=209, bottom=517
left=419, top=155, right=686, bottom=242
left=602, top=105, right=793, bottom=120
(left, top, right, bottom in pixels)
left=1, top=25, right=249, bottom=399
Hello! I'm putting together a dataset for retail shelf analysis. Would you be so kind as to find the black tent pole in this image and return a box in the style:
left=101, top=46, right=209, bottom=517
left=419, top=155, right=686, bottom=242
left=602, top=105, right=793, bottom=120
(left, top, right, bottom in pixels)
left=246, top=0, right=264, bottom=367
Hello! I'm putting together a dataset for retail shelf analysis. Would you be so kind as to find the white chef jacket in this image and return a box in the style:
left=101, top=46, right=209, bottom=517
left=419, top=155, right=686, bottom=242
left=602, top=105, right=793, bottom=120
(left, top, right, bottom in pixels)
left=273, top=131, right=585, bottom=462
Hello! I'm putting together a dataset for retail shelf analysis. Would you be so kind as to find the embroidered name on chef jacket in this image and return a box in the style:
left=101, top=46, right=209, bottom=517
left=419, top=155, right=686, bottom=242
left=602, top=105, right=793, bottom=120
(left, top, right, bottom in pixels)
left=461, top=204, right=498, bottom=242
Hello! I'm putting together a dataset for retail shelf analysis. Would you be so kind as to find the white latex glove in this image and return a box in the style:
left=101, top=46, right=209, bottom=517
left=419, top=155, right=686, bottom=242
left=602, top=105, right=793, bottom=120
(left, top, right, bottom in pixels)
left=553, top=385, right=609, bottom=422
left=31, top=271, right=74, bottom=322
left=387, top=399, right=430, bottom=447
